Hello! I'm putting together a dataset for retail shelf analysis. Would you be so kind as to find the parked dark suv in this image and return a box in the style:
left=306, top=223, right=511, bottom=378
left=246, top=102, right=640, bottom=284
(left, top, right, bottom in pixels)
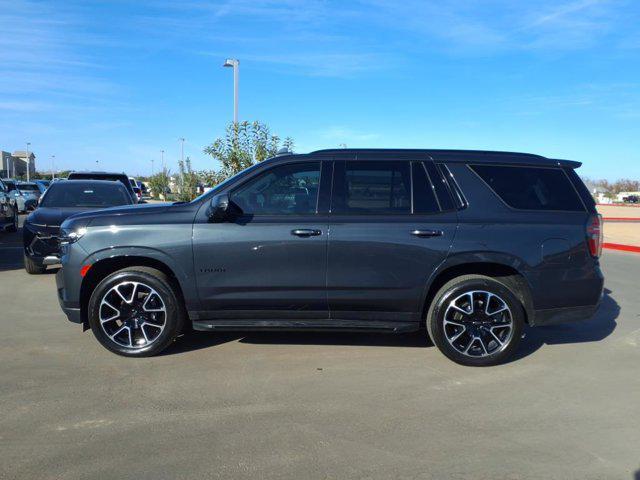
left=55, top=149, right=604, bottom=366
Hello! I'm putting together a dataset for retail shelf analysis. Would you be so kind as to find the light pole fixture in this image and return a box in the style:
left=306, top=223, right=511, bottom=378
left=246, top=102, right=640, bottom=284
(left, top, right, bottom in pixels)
left=161, top=150, right=165, bottom=171
left=26, top=142, right=31, bottom=181
left=51, top=155, right=55, bottom=180
left=223, top=58, right=239, bottom=124
left=178, top=138, right=185, bottom=164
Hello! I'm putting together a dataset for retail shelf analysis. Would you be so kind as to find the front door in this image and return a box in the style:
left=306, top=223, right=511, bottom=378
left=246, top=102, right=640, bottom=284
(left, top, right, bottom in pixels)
left=192, top=160, right=328, bottom=320
left=327, top=157, right=458, bottom=322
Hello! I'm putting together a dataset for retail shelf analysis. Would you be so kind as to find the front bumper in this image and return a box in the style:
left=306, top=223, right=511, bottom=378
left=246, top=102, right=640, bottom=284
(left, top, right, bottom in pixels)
left=56, top=267, right=82, bottom=324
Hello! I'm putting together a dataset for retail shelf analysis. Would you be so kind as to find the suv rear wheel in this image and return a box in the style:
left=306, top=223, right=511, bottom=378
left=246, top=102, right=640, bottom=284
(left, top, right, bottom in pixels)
left=88, top=267, right=185, bottom=357
left=427, top=274, right=524, bottom=366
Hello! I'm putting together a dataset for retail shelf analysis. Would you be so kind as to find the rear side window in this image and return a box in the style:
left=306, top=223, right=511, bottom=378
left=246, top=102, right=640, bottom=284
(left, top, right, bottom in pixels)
left=333, top=161, right=411, bottom=214
left=471, top=165, right=584, bottom=211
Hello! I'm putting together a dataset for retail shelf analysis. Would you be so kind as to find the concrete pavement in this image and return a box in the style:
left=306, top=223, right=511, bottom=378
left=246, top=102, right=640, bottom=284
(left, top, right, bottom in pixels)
left=1, top=218, right=639, bottom=479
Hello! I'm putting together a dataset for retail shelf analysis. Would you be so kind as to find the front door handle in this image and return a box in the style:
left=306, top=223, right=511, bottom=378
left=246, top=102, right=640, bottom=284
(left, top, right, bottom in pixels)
left=411, top=229, right=443, bottom=238
left=291, top=228, right=322, bottom=237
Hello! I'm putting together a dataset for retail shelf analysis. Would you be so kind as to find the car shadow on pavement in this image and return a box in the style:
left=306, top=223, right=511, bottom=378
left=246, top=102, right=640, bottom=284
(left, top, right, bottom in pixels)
left=0, top=224, right=23, bottom=272
left=167, top=290, right=618, bottom=360
left=166, top=330, right=430, bottom=356
left=511, top=288, right=619, bottom=362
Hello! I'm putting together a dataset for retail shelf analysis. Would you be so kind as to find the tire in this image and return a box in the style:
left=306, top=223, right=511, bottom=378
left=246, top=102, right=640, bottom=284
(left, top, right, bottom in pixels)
left=6, top=206, right=18, bottom=232
left=24, top=254, right=46, bottom=274
left=88, top=267, right=185, bottom=357
left=426, top=274, right=525, bottom=367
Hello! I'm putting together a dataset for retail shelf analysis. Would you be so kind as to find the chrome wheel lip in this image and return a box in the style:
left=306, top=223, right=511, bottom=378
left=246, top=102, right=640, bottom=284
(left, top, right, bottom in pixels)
left=98, top=281, right=167, bottom=350
left=443, top=289, right=514, bottom=358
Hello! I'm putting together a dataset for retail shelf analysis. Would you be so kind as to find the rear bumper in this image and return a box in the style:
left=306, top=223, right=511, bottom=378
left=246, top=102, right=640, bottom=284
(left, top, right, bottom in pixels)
left=532, top=303, right=600, bottom=326
left=528, top=262, right=604, bottom=326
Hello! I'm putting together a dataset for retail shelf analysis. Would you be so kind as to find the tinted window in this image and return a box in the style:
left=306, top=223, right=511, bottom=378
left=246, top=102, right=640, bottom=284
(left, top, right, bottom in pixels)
left=412, top=162, right=439, bottom=214
left=471, top=165, right=584, bottom=211
left=425, top=162, right=454, bottom=211
left=68, top=173, right=132, bottom=192
left=231, top=162, right=320, bottom=215
left=40, top=183, right=132, bottom=208
left=437, top=164, right=466, bottom=209
left=333, top=161, right=411, bottom=214
left=18, top=184, right=39, bottom=192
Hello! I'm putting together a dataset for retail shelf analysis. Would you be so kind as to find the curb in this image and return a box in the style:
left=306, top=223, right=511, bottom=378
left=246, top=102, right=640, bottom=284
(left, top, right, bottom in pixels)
left=603, top=242, right=640, bottom=254
left=603, top=217, right=640, bottom=222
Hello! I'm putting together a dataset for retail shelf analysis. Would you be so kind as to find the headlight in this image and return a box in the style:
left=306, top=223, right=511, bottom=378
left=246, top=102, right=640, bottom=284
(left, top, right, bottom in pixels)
left=59, top=227, right=87, bottom=245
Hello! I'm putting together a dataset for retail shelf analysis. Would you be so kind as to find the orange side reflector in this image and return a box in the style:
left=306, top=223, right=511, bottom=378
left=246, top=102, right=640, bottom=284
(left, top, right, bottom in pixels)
left=80, top=264, right=92, bottom=277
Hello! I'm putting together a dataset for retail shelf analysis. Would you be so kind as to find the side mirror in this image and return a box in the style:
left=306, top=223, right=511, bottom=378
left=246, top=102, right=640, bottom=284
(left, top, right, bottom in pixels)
left=208, top=193, right=235, bottom=222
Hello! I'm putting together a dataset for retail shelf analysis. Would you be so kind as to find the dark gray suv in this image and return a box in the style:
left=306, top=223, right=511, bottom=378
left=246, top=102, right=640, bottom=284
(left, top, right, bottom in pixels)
left=55, top=149, right=604, bottom=366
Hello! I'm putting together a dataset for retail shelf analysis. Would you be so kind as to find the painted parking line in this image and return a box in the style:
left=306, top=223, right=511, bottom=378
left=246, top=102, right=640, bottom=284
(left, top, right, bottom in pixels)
left=603, top=242, right=640, bottom=254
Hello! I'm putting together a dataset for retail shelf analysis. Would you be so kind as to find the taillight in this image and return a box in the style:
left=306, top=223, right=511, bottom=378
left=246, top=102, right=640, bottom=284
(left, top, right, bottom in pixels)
left=586, top=214, right=603, bottom=258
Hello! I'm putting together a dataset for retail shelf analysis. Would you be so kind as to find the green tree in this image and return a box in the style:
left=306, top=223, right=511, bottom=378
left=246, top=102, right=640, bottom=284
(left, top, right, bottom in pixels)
left=148, top=167, right=171, bottom=199
left=176, top=157, right=199, bottom=202
left=203, top=121, right=294, bottom=184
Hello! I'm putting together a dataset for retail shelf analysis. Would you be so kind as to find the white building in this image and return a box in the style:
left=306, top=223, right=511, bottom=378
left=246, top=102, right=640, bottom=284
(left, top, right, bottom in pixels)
left=616, top=191, right=640, bottom=202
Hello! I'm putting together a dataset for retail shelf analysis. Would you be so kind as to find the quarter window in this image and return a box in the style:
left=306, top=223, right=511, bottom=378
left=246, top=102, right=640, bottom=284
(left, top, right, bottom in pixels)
left=231, top=162, right=320, bottom=215
left=412, top=162, right=440, bottom=214
left=471, top=165, right=584, bottom=211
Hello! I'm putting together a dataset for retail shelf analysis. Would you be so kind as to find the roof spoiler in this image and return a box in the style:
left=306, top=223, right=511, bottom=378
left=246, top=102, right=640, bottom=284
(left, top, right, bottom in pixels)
left=551, top=158, right=582, bottom=169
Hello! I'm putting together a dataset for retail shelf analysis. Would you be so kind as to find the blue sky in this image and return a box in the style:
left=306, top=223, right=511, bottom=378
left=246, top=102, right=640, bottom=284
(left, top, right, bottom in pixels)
left=1, top=0, right=639, bottom=179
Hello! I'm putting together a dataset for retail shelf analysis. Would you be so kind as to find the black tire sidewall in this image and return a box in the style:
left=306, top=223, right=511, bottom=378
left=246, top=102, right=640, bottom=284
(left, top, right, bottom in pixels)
left=7, top=207, right=18, bottom=232
left=428, top=276, right=524, bottom=367
left=88, top=270, right=182, bottom=357
left=24, top=254, right=46, bottom=274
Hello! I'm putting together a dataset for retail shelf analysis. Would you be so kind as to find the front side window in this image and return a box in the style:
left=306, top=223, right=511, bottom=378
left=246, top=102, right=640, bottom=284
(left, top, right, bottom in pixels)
left=231, top=162, right=321, bottom=215
left=333, top=161, right=411, bottom=214
left=471, top=165, right=584, bottom=211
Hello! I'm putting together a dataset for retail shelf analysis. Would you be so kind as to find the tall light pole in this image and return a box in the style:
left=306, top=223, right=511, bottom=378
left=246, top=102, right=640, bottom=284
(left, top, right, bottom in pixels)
left=26, top=142, right=31, bottom=181
left=223, top=58, right=239, bottom=124
left=151, top=158, right=155, bottom=176
left=160, top=150, right=165, bottom=171
left=51, top=155, right=55, bottom=180
left=178, top=138, right=185, bottom=164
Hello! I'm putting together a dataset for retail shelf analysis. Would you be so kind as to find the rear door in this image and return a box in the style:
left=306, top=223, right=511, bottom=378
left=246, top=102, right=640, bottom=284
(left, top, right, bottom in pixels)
left=327, top=155, right=458, bottom=322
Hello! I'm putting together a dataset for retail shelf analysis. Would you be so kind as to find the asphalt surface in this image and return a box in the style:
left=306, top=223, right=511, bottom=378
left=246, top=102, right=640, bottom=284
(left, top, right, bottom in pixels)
left=1, top=216, right=639, bottom=480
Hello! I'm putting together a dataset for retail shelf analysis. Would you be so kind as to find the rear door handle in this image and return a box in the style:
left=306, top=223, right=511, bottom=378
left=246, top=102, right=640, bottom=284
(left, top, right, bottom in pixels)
left=291, top=228, right=322, bottom=237
left=411, top=229, right=443, bottom=238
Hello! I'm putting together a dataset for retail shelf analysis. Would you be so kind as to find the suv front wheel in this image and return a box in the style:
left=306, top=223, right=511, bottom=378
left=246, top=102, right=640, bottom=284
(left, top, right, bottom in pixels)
left=88, top=267, right=185, bottom=357
left=427, top=274, right=524, bottom=366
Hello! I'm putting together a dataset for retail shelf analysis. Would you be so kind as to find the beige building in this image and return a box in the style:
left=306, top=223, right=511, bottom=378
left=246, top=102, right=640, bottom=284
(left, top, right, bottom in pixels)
left=0, top=150, right=36, bottom=178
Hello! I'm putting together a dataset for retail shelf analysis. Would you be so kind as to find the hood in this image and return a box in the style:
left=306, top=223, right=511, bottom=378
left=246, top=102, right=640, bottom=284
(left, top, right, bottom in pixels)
left=26, top=207, right=93, bottom=229
left=65, top=202, right=173, bottom=226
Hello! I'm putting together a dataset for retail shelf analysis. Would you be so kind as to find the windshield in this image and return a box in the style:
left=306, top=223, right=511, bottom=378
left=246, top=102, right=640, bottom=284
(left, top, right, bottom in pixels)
left=18, top=184, right=39, bottom=192
left=40, top=183, right=132, bottom=208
